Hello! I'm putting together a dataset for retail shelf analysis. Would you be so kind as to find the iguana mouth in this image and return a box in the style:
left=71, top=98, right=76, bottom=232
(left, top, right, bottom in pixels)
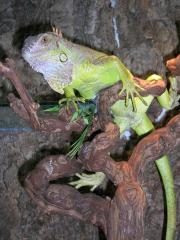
left=22, top=36, right=39, bottom=70
left=22, top=34, right=51, bottom=73
left=22, top=35, right=38, bottom=55
left=22, top=45, right=41, bottom=73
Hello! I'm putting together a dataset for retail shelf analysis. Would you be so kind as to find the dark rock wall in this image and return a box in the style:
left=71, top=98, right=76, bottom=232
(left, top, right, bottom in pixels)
left=0, top=1, right=180, bottom=240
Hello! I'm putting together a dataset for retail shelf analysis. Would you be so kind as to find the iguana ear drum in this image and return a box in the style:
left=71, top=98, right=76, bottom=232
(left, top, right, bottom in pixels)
left=59, top=52, right=68, bottom=62
left=52, top=26, right=62, bottom=38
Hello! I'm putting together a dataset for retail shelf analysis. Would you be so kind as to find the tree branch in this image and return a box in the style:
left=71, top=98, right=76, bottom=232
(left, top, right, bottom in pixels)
left=78, top=123, right=136, bottom=186
left=166, top=55, right=180, bottom=76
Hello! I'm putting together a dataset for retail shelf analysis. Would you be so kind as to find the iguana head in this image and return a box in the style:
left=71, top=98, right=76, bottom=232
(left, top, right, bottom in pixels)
left=22, top=29, right=73, bottom=93
left=22, top=31, right=62, bottom=72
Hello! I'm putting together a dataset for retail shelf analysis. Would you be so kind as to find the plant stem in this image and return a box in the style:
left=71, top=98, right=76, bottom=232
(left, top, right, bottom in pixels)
left=157, top=89, right=171, bottom=110
left=156, top=155, right=176, bottom=240
left=132, top=113, right=154, bottom=135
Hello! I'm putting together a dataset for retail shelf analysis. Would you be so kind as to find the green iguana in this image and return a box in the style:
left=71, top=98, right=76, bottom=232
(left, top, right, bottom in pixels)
left=22, top=27, right=176, bottom=240
left=22, top=27, right=145, bottom=107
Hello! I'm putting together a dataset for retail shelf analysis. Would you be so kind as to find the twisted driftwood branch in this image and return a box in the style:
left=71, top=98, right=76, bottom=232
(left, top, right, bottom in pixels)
left=24, top=122, right=145, bottom=239
left=24, top=114, right=180, bottom=239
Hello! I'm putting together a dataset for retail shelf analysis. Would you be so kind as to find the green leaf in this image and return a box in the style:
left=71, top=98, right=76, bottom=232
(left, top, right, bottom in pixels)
left=111, top=95, right=153, bottom=134
left=70, top=111, right=79, bottom=122
left=67, top=125, right=89, bottom=159
left=44, top=105, right=60, bottom=112
left=67, top=102, right=96, bottom=159
left=83, top=117, right=89, bottom=125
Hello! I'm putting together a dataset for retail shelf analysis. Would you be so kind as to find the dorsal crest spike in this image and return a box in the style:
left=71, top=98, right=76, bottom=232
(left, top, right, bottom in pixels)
left=52, top=25, right=62, bottom=37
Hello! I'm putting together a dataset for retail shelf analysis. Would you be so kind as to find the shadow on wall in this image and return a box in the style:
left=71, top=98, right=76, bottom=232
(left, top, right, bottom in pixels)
left=0, top=45, right=7, bottom=61
left=12, top=22, right=53, bottom=50
left=12, top=21, right=111, bottom=55
left=18, top=145, right=69, bottom=187
left=175, top=21, right=180, bottom=53
left=164, top=21, right=180, bottom=64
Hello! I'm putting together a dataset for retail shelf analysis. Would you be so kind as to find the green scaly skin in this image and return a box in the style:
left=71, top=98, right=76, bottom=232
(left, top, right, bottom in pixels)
left=22, top=31, right=176, bottom=240
left=156, top=156, right=176, bottom=240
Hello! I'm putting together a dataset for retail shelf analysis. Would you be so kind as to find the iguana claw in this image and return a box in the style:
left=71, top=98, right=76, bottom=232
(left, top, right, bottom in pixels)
left=69, top=172, right=106, bottom=191
left=119, top=79, right=147, bottom=111
left=59, top=97, right=85, bottom=111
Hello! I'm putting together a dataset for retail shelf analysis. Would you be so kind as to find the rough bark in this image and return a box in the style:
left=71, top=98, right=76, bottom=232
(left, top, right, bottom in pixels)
left=166, top=54, right=180, bottom=76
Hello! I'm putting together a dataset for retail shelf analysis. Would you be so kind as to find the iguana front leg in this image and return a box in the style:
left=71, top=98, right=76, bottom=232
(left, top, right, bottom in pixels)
left=59, top=86, right=85, bottom=111
left=91, top=55, right=146, bottom=110
left=110, top=56, right=146, bottom=109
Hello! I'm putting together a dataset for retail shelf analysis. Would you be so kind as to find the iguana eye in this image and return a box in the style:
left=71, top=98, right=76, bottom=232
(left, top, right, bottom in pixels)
left=59, top=52, right=68, bottom=62
left=41, top=35, right=49, bottom=44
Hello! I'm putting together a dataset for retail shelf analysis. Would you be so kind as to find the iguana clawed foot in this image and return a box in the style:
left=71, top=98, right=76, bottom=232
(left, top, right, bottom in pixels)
left=119, top=79, right=147, bottom=111
left=59, top=96, right=85, bottom=111
left=69, top=172, right=106, bottom=191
